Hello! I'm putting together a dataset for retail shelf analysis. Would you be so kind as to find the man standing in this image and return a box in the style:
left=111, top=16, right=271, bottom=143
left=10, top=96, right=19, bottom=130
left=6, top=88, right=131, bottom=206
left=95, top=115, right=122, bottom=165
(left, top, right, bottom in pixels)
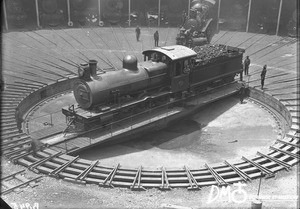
left=261, top=65, right=267, bottom=90
left=154, top=31, right=159, bottom=47
left=244, top=56, right=250, bottom=75
left=135, top=26, right=141, bottom=41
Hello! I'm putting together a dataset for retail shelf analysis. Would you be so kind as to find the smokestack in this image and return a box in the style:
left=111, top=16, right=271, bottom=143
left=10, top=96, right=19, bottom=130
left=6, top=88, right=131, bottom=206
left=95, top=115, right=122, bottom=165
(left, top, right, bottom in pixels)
left=89, top=60, right=98, bottom=77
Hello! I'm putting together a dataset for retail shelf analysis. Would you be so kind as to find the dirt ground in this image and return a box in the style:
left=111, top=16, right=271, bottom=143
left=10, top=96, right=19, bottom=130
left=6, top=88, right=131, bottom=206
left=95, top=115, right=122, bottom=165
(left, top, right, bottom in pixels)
left=78, top=96, right=280, bottom=168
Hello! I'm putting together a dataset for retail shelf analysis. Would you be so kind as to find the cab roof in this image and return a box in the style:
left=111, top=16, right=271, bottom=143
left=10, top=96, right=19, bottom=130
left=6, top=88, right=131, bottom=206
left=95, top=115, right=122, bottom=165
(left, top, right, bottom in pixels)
left=142, top=45, right=197, bottom=61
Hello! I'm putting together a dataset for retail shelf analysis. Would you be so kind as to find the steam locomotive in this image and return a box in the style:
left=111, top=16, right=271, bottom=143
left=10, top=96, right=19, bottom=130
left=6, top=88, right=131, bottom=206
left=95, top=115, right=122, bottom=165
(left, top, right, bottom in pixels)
left=62, top=45, right=244, bottom=131
left=176, top=0, right=218, bottom=47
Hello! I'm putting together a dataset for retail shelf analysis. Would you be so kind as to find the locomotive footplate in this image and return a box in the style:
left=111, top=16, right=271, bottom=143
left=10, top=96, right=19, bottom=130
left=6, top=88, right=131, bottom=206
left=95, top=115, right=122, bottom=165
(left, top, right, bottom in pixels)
left=62, top=91, right=171, bottom=125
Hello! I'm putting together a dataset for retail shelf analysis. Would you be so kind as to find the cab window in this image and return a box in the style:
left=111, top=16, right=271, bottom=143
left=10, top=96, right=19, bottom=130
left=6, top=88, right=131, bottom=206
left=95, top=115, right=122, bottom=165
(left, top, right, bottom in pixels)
left=175, top=62, right=182, bottom=76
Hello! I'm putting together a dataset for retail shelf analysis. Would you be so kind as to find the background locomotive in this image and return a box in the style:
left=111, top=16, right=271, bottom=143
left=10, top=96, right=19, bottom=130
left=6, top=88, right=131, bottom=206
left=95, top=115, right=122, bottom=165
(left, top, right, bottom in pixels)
left=62, top=45, right=244, bottom=131
left=176, top=0, right=218, bottom=47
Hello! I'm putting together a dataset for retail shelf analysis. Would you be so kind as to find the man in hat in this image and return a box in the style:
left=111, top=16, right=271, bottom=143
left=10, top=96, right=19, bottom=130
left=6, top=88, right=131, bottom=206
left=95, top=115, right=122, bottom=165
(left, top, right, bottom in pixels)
left=154, top=30, right=159, bottom=47
left=261, top=65, right=267, bottom=90
left=135, top=26, right=141, bottom=41
left=244, top=56, right=251, bottom=75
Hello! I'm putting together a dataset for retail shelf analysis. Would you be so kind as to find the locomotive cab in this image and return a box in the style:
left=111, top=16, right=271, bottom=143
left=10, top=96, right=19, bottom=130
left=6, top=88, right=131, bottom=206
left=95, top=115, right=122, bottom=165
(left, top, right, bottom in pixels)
left=142, top=45, right=197, bottom=93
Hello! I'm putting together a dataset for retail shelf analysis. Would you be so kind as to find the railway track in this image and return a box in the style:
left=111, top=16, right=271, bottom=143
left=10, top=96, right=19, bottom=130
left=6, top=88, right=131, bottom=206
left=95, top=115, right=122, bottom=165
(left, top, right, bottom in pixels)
left=7, top=133, right=299, bottom=190
left=1, top=169, right=43, bottom=195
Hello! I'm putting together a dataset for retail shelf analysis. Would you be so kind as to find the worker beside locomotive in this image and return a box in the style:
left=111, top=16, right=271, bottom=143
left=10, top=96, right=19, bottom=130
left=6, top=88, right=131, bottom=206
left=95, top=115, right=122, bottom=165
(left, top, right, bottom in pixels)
left=62, top=44, right=244, bottom=130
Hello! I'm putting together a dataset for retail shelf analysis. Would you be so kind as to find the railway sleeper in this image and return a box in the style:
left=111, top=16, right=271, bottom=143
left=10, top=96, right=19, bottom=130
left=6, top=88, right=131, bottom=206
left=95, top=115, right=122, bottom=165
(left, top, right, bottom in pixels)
left=130, top=166, right=146, bottom=191
left=1, top=114, right=16, bottom=119
left=2, top=94, right=24, bottom=98
left=205, top=164, right=228, bottom=186
left=269, top=146, right=299, bottom=160
left=2, top=129, right=20, bottom=136
left=1, top=130, right=21, bottom=137
left=2, top=92, right=26, bottom=97
left=183, top=166, right=200, bottom=190
left=28, top=151, right=63, bottom=172
left=49, top=156, right=79, bottom=177
left=2, top=132, right=27, bottom=140
left=0, top=108, right=16, bottom=113
left=1, top=140, right=31, bottom=152
left=223, top=160, right=251, bottom=182
left=1, top=98, right=22, bottom=102
left=2, top=135, right=30, bottom=146
left=99, top=164, right=120, bottom=188
left=75, top=160, right=99, bottom=181
left=1, top=118, right=17, bottom=123
left=1, top=122, right=17, bottom=126
left=4, top=88, right=33, bottom=93
left=276, top=139, right=300, bottom=149
left=68, top=163, right=115, bottom=176
left=48, top=155, right=111, bottom=173
left=2, top=126, right=18, bottom=132
left=6, top=147, right=31, bottom=159
left=159, top=167, right=171, bottom=190
left=2, top=110, right=17, bottom=115
left=31, top=160, right=66, bottom=172
left=242, top=157, right=275, bottom=178
left=1, top=102, right=18, bottom=106
left=257, top=152, right=292, bottom=171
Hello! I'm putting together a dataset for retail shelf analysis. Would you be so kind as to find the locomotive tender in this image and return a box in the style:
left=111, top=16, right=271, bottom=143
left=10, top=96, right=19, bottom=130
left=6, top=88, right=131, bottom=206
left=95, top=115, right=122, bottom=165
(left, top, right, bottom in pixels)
left=62, top=45, right=244, bottom=130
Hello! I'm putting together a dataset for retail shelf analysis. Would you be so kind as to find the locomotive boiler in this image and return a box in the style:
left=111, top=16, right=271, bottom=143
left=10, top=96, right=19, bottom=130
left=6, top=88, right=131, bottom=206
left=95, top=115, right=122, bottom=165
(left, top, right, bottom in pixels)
left=176, top=0, right=218, bottom=47
left=63, top=45, right=244, bottom=130
left=73, top=56, right=168, bottom=109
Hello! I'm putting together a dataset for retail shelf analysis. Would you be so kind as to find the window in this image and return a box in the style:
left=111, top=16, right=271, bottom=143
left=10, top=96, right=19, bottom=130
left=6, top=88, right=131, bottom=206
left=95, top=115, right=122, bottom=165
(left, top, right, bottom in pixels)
left=175, top=62, right=182, bottom=76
